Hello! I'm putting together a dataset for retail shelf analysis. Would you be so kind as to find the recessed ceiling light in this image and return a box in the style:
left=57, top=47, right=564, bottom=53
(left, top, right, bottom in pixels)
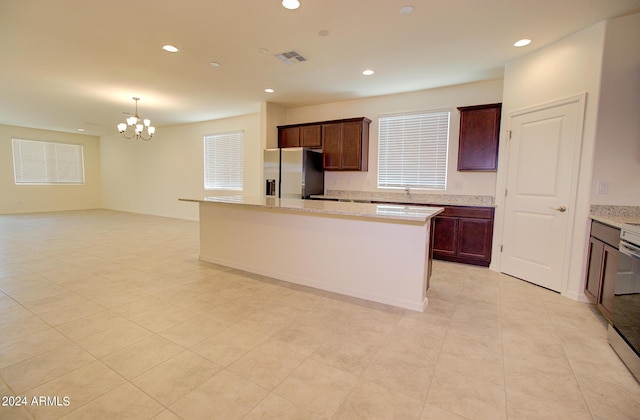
left=400, top=5, right=414, bottom=14
left=264, top=88, right=275, bottom=93
left=514, top=39, right=532, bottom=47
left=282, top=0, right=300, bottom=10
left=77, top=128, right=85, bottom=132
left=209, top=61, right=221, bottom=67
left=162, top=45, right=179, bottom=53
left=362, top=69, right=374, bottom=76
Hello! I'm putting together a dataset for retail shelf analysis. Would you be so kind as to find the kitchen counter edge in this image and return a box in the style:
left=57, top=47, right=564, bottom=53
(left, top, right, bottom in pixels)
left=179, top=197, right=443, bottom=223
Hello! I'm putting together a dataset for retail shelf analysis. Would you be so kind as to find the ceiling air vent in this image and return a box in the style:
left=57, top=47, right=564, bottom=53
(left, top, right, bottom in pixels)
left=275, top=51, right=307, bottom=65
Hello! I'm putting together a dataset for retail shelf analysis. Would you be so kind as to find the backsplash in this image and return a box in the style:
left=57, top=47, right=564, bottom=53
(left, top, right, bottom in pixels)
left=324, top=190, right=494, bottom=206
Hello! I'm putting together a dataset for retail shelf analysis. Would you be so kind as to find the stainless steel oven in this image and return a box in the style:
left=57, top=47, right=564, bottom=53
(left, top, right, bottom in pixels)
left=608, top=222, right=640, bottom=382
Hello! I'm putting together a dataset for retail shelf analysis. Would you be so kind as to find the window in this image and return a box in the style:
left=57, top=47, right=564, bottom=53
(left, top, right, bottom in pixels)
left=204, top=131, right=244, bottom=190
left=377, top=110, right=450, bottom=190
left=12, top=138, right=85, bottom=184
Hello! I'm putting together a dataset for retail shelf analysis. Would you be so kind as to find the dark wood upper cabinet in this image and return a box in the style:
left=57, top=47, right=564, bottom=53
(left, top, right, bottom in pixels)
left=457, top=103, right=502, bottom=171
left=323, top=118, right=370, bottom=171
left=278, top=117, right=371, bottom=171
left=278, top=124, right=322, bottom=148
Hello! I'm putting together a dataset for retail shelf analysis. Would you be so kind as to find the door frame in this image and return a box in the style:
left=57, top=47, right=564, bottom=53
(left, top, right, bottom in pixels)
left=491, top=93, right=587, bottom=296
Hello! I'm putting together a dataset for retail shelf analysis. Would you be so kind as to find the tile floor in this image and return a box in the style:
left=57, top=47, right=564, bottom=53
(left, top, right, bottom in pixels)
left=0, top=209, right=639, bottom=419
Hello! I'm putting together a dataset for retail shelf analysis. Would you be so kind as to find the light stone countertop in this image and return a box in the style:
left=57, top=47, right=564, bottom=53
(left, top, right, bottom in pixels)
left=589, top=205, right=640, bottom=229
left=179, top=196, right=444, bottom=223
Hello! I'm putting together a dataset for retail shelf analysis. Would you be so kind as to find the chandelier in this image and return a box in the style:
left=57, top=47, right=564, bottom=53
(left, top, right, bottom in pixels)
left=117, top=97, right=156, bottom=141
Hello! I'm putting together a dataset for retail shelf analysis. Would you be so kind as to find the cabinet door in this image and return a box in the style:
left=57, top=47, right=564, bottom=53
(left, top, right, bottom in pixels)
left=300, top=125, right=322, bottom=148
left=279, top=127, right=300, bottom=148
left=322, top=123, right=342, bottom=169
left=457, top=104, right=501, bottom=171
left=584, top=237, right=604, bottom=304
left=432, top=216, right=457, bottom=257
left=458, top=218, right=493, bottom=262
left=598, top=243, right=619, bottom=321
left=340, top=121, right=363, bottom=170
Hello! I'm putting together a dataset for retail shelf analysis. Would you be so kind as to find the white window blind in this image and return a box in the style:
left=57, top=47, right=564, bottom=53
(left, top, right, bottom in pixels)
left=204, top=131, right=244, bottom=190
left=377, top=110, right=450, bottom=190
left=12, top=138, right=85, bottom=184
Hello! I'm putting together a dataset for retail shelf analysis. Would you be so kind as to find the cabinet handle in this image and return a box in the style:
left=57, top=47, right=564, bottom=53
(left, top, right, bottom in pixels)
left=551, top=206, right=567, bottom=213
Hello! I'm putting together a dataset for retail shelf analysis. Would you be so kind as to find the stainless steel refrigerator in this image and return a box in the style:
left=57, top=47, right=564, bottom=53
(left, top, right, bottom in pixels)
left=263, top=148, right=324, bottom=199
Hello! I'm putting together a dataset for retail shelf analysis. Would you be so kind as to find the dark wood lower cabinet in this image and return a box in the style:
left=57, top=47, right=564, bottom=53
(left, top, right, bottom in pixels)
left=431, top=206, right=494, bottom=267
left=584, top=220, right=620, bottom=322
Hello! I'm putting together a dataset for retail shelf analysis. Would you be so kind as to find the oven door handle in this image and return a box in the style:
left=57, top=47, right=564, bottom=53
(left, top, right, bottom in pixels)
left=620, top=240, right=640, bottom=260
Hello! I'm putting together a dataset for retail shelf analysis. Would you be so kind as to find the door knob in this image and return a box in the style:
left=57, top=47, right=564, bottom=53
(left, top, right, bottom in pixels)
left=551, top=206, right=567, bottom=212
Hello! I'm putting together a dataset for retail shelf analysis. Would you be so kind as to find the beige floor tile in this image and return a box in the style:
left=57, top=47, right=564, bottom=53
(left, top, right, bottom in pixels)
left=152, top=410, right=182, bottom=420
left=227, top=341, right=306, bottom=390
left=62, top=382, right=164, bottom=420
left=190, top=324, right=271, bottom=366
left=426, top=366, right=507, bottom=420
left=0, top=315, right=50, bottom=343
left=0, top=342, right=95, bottom=394
left=506, top=370, right=591, bottom=419
left=270, top=318, right=335, bottom=356
left=311, top=330, right=383, bottom=375
left=132, top=350, right=222, bottom=406
left=169, top=369, right=269, bottom=419
left=37, top=299, right=105, bottom=326
left=6, top=284, right=69, bottom=304
left=274, top=358, right=358, bottom=418
left=55, top=310, right=129, bottom=341
left=20, top=292, right=88, bottom=315
left=75, top=320, right=152, bottom=358
left=437, top=339, right=505, bottom=386
left=0, top=328, right=69, bottom=369
left=130, top=305, right=197, bottom=333
left=0, top=304, right=37, bottom=326
left=159, top=314, right=230, bottom=347
left=0, top=293, right=18, bottom=310
left=576, top=373, right=640, bottom=419
left=23, top=361, right=126, bottom=419
left=100, top=335, right=184, bottom=379
left=421, top=403, right=470, bottom=419
left=244, top=393, right=325, bottom=420
left=362, top=348, right=435, bottom=401
left=334, top=379, right=425, bottom=419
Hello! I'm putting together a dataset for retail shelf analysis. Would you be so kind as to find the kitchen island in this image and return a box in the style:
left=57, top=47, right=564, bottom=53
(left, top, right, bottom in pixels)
left=179, top=196, right=443, bottom=311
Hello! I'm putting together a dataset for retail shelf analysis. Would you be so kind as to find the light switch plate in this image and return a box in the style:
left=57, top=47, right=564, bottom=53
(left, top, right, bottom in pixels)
left=597, top=181, right=609, bottom=194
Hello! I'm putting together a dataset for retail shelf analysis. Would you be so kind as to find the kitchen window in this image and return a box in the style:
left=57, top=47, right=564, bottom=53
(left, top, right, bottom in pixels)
left=204, top=130, right=244, bottom=190
left=11, top=138, right=85, bottom=184
left=377, top=110, right=450, bottom=190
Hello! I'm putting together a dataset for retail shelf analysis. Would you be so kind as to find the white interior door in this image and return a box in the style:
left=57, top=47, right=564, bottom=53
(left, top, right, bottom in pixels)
left=501, top=95, right=585, bottom=292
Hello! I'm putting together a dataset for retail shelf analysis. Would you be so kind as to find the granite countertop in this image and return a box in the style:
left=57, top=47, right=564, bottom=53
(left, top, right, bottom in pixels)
left=311, top=190, right=495, bottom=207
left=589, top=205, right=640, bottom=229
left=179, top=196, right=444, bottom=223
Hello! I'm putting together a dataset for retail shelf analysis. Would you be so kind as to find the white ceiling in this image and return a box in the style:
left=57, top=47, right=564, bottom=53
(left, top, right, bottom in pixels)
left=1, top=0, right=639, bottom=137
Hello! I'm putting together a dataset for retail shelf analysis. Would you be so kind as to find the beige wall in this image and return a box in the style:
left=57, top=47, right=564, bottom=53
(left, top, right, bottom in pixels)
left=276, top=79, right=504, bottom=198
left=591, top=13, right=640, bottom=206
left=100, top=113, right=261, bottom=220
left=0, top=124, right=101, bottom=214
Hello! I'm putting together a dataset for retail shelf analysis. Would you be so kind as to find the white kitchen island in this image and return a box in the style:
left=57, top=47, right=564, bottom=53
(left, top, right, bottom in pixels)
left=179, top=196, right=443, bottom=312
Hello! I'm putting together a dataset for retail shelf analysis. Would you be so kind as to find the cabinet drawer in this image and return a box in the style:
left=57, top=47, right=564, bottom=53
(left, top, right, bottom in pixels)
left=590, top=221, right=620, bottom=248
